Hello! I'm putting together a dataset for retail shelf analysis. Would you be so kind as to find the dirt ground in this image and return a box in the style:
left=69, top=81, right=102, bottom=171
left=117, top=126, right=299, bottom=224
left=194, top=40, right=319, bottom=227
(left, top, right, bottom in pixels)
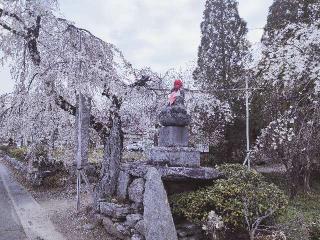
left=0, top=156, right=115, bottom=240
left=31, top=186, right=114, bottom=240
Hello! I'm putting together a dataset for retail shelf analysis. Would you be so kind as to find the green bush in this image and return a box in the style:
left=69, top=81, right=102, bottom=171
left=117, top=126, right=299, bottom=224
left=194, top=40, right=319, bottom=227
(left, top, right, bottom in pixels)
left=8, top=147, right=28, bottom=162
left=170, top=164, right=288, bottom=231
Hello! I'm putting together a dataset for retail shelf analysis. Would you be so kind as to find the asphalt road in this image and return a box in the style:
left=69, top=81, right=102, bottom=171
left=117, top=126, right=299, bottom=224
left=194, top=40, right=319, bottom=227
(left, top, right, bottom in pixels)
left=0, top=171, right=27, bottom=240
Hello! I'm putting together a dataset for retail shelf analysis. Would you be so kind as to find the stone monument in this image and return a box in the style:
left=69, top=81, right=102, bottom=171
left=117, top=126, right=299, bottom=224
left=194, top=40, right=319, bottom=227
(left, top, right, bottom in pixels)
left=95, top=79, right=223, bottom=240
left=149, top=79, right=201, bottom=168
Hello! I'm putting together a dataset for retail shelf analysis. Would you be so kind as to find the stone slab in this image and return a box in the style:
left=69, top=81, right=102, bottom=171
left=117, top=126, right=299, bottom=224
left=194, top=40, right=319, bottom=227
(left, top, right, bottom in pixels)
left=160, top=167, right=223, bottom=181
left=149, top=147, right=200, bottom=167
left=120, top=163, right=223, bottom=181
left=75, top=93, right=91, bottom=168
left=158, top=126, right=189, bottom=147
left=143, top=167, right=178, bottom=240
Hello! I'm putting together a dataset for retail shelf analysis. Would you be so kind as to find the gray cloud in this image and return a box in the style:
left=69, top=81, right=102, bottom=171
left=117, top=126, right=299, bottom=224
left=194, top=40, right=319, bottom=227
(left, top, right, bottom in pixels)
left=1, top=0, right=274, bottom=93
left=59, top=0, right=205, bottom=73
left=60, top=0, right=273, bottom=73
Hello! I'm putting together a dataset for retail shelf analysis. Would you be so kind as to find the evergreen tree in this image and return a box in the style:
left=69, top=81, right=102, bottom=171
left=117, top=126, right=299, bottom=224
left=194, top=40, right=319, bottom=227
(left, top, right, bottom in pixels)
left=194, top=0, right=250, bottom=163
left=194, top=0, right=250, bottom=96
left=263, top=0, right=320, bottom=42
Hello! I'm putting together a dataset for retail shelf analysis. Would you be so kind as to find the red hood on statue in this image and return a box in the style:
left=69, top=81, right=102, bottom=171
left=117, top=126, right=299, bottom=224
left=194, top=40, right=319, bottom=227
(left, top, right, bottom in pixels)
left=173, top=79, right=183, bottom=91
left=168, top=80, right=184, bottom=106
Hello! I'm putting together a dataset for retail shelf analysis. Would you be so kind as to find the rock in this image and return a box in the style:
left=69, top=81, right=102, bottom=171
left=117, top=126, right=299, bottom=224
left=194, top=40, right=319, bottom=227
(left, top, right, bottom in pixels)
left=131, top=233, right=144, bottom=240
left=176, top=222, right=203, bottom=238
left=82, top=223, right=95, bottom=231
left=102, top=217, right=126, bottom=239
left=134, top=220, right=146, bottom=236
left=143, top=167, right=178, bottom=240
left=93, top=213, right=104, bottom=225
left=124, top=214, right=143, bottom=228
left=176, top=229, right=188, bottom=238
left=130, top=202, right=143, bottom=213
left=158, top=126, right=189, bottom=147
left=117, top=171, right=131, bottom=200
left=149, top=147, right=200, bottom=168
left=100, top=202, right=131, bottom=219
left=120, top=163, right=149, bottom=178
left=128, top=178, right=145, bottom=203
left=115, top=223, right=131, bottom=236
left=159, top=105, right=191, bottom=127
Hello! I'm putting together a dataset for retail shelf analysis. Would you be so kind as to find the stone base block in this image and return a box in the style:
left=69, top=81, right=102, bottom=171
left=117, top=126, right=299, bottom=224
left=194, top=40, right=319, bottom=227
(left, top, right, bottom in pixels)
left=121, top=162, right=223, bottom=180
left=158, top=126, right=189, bottom=147
left=149, top=147, right=200, bottom=167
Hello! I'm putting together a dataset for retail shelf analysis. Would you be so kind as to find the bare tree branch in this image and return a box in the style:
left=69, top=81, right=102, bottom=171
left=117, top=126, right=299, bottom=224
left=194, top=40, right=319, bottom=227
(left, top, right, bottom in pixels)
left=55, top=95, right=109, bottom=139
left=0, top=21, right=26, bottom=37
left=0, top=8, right=24, bottom=24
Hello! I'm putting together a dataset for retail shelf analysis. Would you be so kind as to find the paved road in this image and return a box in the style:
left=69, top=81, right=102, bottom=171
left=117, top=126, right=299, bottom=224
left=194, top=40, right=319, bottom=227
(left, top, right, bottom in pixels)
left=0, top=161, right=65, bottom=240
left=0, top=169, right=27, bottom=240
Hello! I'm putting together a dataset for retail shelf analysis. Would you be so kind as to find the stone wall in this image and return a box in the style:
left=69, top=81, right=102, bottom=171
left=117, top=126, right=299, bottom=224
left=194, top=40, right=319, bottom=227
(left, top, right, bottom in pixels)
left=96, top=162, right=222, bottom=240
left=2, top=153, right=68, bottom=187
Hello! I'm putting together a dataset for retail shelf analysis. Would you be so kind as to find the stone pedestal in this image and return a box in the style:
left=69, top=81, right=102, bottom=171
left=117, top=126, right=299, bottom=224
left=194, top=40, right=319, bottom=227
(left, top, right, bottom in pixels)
left=149, top=147, right=200, bottom=168
left=159, top=126, right=189, bottom=147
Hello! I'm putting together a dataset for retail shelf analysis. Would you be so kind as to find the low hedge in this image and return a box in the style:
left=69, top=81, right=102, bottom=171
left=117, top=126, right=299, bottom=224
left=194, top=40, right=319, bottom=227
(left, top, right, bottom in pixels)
left=169, top=164, right=288, bottom=231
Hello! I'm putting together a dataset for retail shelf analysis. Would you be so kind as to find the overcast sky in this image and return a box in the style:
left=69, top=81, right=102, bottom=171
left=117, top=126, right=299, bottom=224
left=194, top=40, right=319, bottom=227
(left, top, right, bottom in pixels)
left=0, top=0, right=273, bottom=94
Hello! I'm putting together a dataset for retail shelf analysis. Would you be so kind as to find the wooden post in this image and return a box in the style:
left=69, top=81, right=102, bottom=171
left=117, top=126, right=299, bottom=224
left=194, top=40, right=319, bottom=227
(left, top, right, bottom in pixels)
left=75, top=92, right=92, bottom=211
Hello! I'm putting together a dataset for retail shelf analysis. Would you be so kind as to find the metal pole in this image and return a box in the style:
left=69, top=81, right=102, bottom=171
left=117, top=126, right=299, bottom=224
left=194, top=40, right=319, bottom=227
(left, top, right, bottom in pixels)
left=245, top=77, right=250, bottom=170
left=76, top=170, right=81, bottom=211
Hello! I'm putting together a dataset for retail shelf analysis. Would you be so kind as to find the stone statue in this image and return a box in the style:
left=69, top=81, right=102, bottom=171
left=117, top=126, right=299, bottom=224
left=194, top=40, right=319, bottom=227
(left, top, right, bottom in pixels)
left=159, top=80, right=191, bottom=126
left=167, top=79, right=185, bottom=106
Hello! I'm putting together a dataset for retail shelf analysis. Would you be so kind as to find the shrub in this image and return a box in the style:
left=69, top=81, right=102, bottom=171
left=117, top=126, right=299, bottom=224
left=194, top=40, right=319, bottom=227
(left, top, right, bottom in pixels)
left=8, top=147, right=28, bottom=161
left=170, top=164, right=288, bottom=236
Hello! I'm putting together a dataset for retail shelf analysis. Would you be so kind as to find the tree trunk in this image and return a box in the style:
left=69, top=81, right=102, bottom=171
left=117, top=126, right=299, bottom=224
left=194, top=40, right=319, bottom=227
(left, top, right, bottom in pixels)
left=95, top=113, right=123, bottom=203
left=303, top=155, right=311, bottom=193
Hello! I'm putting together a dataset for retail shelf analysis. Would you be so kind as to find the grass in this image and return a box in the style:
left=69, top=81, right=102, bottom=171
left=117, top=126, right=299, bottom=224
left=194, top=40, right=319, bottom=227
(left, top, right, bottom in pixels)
left=88, top=147, right=104, bottom=163
left=286, top=192, right=320, bottom=222
left=278, top=191, right=320, bottom=240
left=263, top=171, right=320, bottom=240
left=0, top=145, right=28, bottom=162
